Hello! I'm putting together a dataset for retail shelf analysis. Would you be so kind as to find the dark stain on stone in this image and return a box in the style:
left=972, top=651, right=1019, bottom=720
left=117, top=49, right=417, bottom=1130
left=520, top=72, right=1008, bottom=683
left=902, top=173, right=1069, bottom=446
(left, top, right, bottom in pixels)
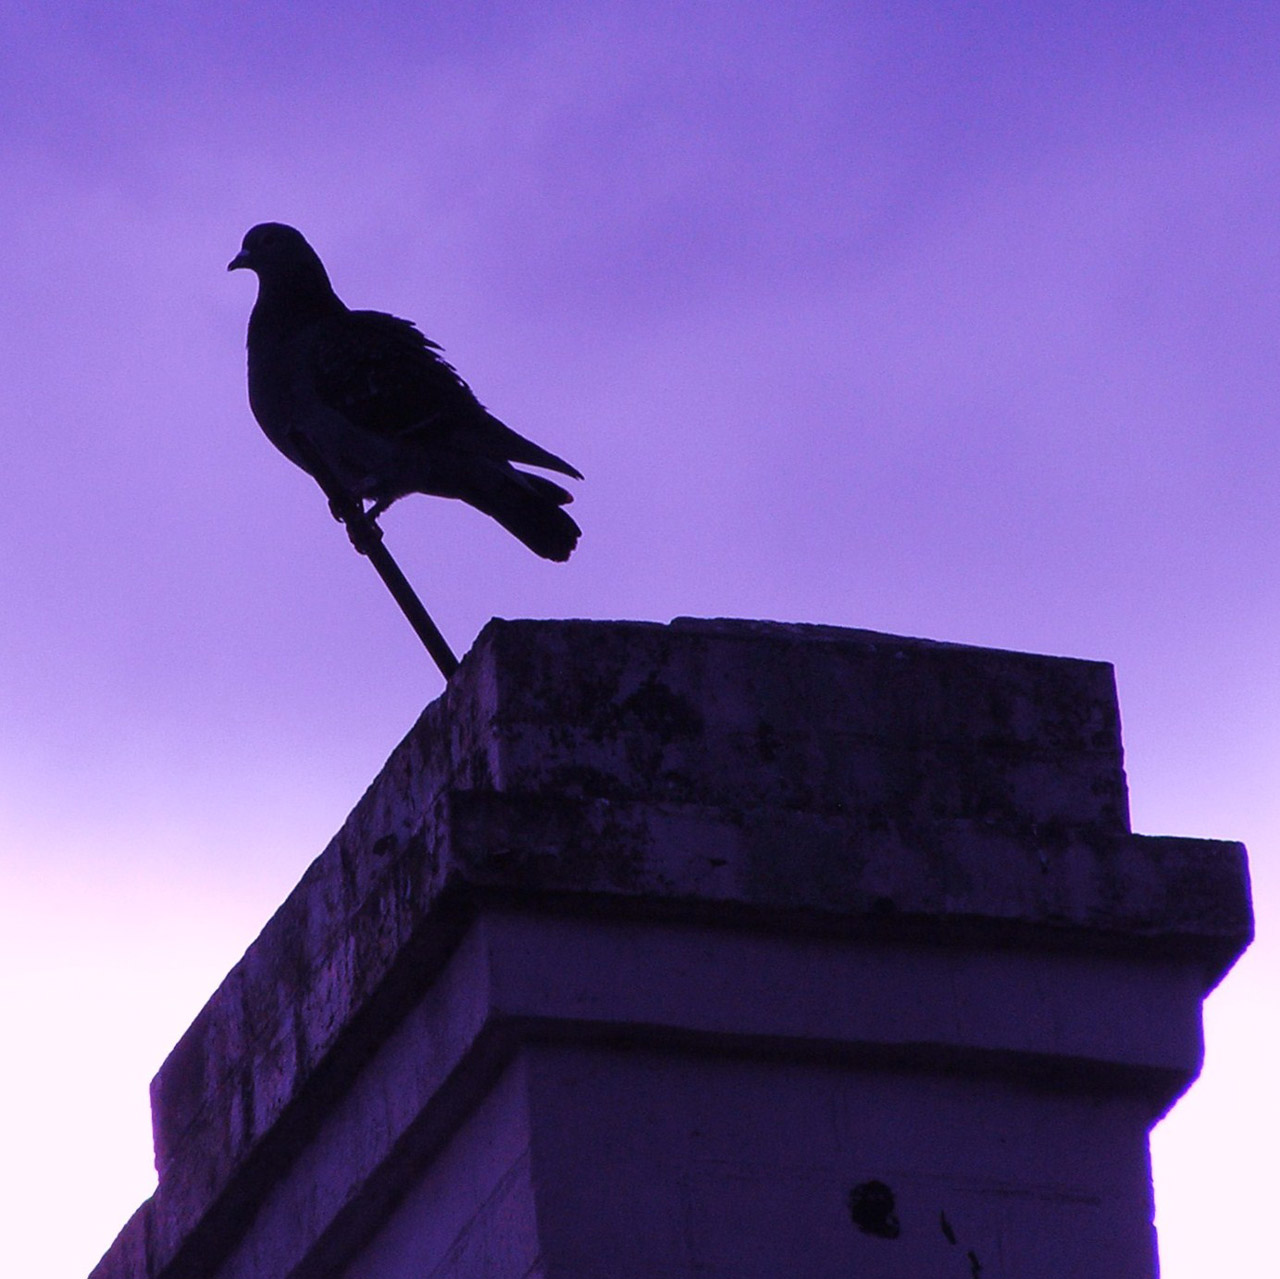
left=1032, top=817, right=1071, bottom=858
left=618, top=674, right=704, bottom=740
left=451, top=792, right=653, bottom=894
left=938, top=1203, right=982, bottom=1276
left=654, top=768, right=697, bottom=802
left=371, top=835, right=397, bottom=858
left=402, top=827, right=435, bottom=878
left=847, top=1180, right=900, bottom=1239
left=464, top=745, right=495, bottom=791
left=543, top=763, right=630, bottom=802
left=755, top=719, right=781, bottom=763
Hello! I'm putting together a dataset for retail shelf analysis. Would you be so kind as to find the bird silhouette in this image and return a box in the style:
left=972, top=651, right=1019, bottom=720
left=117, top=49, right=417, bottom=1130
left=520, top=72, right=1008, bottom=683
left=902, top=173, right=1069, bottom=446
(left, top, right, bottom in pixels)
left=228, top=223, right=582, bottom=561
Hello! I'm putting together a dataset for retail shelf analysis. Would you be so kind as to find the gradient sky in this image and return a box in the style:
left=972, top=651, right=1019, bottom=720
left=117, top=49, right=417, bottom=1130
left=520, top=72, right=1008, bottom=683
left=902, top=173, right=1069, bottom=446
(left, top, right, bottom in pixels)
left=1, top=4, right=1276, bottom=1275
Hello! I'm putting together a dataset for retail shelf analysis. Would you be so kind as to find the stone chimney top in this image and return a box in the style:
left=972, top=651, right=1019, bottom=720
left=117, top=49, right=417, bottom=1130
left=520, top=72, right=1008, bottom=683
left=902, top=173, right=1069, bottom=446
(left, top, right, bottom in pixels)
left=92, top=619, right=1252, bottom=1279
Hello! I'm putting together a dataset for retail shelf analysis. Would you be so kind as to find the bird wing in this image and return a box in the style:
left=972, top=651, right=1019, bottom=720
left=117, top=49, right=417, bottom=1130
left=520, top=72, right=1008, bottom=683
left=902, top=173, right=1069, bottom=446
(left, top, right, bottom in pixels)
left=310, top=310, right=476, bottom=439
left=309, top=310, right=582, bottom=479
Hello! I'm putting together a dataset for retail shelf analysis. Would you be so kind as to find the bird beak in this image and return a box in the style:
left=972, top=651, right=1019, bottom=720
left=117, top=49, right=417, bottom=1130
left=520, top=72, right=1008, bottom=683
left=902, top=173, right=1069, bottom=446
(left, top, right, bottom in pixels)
left=227, top=250, right=250, bottom=272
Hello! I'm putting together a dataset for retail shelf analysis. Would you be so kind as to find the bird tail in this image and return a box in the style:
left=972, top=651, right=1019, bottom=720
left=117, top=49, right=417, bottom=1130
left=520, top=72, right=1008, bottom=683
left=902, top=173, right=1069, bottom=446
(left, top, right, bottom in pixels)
left=469, top=467, right=581, bottom=561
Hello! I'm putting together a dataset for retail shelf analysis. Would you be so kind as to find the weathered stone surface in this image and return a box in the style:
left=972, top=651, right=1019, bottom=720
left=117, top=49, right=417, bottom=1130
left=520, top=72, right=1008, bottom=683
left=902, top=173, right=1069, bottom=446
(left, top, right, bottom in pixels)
left=456, top=617, right=1132, bottom=825
left=89, top=618, right=1252, bottom=1279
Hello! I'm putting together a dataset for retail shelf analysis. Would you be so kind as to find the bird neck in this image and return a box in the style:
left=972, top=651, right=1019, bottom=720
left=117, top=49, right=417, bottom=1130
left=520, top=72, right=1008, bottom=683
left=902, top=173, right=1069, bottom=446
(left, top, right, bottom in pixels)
left=252, top=267, right=348, bottom=330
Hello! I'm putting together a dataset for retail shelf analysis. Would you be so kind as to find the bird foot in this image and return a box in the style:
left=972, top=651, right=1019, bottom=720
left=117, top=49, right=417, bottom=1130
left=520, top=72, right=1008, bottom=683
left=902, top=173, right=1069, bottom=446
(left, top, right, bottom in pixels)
left=327, top=494, right=355, bottom=523
left=321, top=493, right=383, bottom=556
left=343, top=511, right=384, bottom=557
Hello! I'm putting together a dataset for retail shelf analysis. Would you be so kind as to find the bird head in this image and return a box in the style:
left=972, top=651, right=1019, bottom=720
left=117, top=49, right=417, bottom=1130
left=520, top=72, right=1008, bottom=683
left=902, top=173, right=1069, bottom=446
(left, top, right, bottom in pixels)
left=228, top=223, right=342, bottom=311
left=228, top=223, right=325, bottom=277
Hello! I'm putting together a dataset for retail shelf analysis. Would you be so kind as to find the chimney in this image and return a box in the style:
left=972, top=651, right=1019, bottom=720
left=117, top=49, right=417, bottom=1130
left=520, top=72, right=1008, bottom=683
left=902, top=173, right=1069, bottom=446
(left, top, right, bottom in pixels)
left=91, top=618, right=1252, bottom=1279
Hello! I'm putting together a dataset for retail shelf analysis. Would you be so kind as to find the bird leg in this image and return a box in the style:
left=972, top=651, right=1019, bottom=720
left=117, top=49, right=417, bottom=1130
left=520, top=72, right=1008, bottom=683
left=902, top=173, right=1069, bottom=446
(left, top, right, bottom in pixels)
left=281, top=429, right=458, bottom=679
left=285, top=431, right=384, bottom=557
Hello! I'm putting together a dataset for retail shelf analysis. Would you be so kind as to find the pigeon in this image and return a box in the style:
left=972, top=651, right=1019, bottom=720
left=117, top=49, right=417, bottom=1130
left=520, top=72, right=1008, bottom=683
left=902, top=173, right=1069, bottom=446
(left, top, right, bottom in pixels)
left=228, top=222, right=582, bottom=561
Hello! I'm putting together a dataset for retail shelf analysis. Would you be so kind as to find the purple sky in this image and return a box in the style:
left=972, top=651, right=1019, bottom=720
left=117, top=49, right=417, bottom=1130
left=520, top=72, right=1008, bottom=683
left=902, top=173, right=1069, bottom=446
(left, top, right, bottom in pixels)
left=1, top=4, right=1276, bottom=1275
